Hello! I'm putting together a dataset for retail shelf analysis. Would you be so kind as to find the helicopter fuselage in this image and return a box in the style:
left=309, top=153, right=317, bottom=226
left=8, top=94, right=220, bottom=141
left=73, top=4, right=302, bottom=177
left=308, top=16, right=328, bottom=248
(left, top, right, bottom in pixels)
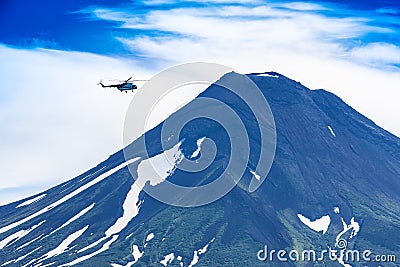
left=117, top=83, right=138, bottom=91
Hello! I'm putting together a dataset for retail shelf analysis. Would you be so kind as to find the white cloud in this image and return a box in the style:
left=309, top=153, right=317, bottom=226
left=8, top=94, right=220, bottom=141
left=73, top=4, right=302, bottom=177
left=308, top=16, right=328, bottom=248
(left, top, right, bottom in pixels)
left=279, top=2, right=330, bottom=11
left=0, top=46, right=151, bottom=204
left=349, top=42, right=400, bottom=67
left=89, top=3, right=400, bottom=138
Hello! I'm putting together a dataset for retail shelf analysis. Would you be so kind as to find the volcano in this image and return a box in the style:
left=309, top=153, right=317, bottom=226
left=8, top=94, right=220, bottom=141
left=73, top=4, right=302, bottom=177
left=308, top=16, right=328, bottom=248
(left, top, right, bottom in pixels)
left=0, top=72, right=399, bottom=267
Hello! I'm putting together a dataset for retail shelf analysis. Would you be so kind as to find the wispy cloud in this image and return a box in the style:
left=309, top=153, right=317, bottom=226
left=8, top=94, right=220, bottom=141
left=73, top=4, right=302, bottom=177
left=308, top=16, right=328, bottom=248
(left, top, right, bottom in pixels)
left=279, top=2, right=331, bottom=11
left=83, top=0, right=400, bottom=137
left=349, top=42, right=400, bottom=67
left=87, top=3, right=396, bottom=66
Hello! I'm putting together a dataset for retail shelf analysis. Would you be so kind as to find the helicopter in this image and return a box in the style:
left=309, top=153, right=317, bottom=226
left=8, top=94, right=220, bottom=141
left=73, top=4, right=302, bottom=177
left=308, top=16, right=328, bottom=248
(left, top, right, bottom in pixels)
left=97, top=77, right=148, bottom=92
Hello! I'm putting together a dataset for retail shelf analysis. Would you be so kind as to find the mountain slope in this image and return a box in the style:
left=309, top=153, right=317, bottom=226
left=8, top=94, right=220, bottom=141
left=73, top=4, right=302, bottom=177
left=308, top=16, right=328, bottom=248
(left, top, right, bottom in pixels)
left=0, top=72, right=399, bottom=267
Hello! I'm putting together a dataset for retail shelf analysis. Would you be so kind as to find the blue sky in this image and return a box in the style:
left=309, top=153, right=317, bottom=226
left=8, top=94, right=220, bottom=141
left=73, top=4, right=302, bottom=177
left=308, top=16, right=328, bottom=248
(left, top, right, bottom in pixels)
left=2, top=0, right=400, bottom=56
left=0, top=0, right=399, bottom=204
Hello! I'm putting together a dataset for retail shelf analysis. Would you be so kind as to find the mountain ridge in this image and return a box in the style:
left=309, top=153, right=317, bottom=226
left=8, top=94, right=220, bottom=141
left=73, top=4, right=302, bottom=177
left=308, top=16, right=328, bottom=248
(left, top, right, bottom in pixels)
left=0, top=71, right=399, bottom=267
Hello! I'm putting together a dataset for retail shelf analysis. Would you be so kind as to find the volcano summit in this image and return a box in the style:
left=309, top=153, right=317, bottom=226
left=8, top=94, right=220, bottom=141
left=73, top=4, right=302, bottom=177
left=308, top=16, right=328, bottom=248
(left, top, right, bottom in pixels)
left=0, top=70, right=399, bottom=267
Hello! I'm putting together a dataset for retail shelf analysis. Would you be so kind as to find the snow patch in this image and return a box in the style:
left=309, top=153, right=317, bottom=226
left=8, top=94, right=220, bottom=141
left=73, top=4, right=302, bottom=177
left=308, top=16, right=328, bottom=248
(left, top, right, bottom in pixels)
left=41, top=225, right=88, bottom=260
left=79, top=166, right=107, bottom=182
left=198, top=238, right=214, bottom=254
left=328, top=125, right=336, bottom=137
left=188, top=238, right=215, bottom=267
left=16, top=234, right=44, bottom=250
left=349, top=218, right=360, bottom=238
left=77, top=236, right=107, bottom=253
left=38, top=262, right=55, bottom=267
left=14, top=246, right=42, bottom=263
left=191, top=137, right=206, bottom=158
left=334, top=207, right=340, bottom=214
left=111, top=245, right=143, bottom=267
left=0, top=221, right=45, bottom=249
left=298, top=214, right=331, bottom=234
left=334, top=216, right=361, bottom=267
left=256, top=73, right=279, bottom=78
left=188, top=251, right=199, bottom=267
left=0, top=247, right=41, bottom=266
left=138, top=142, right=183, bottom=187
left=1, top=260, right=14, bottom=266
left=71, top=143, right=183, bottom=265
left=335, top=217, right=360, bottom=245
left=16, top=194, right=46, bottom=208
left=61, top=235, right=118, bottom=266
left=160, top=253, right=174, bottom=266
left=132, top=245, right=144, bottom=263
left=0, top=157, right=140, bottom=235
left=146, top=233, right=154, bottom=242
left=177, top=255, right=183, bottom=267
left=249, top=169, right=261, bottom=181
left=104, top=141, right=183, bottom=237
left=49, top=203, right=94, bottom=236
left=104, top=182, right=142, bottom=237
